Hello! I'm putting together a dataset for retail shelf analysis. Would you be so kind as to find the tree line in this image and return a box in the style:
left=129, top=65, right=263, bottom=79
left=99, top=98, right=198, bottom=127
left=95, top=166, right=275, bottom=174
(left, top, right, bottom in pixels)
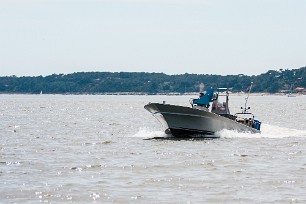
left=0, top=66, right=305, bottom=94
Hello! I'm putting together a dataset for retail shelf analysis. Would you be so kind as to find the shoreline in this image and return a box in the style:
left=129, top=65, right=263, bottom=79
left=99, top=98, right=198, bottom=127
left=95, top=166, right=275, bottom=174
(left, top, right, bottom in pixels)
left=0, top=92, right=305, bottom=96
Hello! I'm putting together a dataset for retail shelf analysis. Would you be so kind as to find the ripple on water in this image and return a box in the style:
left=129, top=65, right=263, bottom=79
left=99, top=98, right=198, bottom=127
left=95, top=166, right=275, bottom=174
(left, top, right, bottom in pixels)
left=1, top=95, right=306, bottom=203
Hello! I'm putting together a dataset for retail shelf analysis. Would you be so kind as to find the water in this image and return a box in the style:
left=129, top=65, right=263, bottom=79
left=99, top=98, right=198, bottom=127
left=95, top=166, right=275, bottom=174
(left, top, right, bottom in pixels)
left=1, top=94, right=306, bottom=203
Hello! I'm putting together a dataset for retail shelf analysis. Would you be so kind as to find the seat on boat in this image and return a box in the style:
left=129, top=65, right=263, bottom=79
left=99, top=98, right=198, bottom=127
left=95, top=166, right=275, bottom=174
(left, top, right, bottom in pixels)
left=192, top=88, right=215, bottom=108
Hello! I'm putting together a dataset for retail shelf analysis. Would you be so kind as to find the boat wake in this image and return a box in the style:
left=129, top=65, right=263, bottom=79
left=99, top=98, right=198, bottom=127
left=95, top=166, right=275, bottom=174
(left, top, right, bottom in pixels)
left=216, top=124, right=306, bottom=138
left=132, top=127, right=167, bottom=138
left=135, top=124, right=306, bottom=140
left=133, top=128, right=219, bottom=140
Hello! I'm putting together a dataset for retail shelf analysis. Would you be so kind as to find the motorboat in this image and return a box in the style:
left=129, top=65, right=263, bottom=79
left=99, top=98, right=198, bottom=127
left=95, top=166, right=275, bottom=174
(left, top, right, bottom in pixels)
left=144, top=85, right=261, bottom=137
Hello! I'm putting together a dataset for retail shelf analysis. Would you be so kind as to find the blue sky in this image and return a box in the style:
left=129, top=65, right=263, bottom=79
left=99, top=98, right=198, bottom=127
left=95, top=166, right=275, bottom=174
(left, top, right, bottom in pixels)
left=1, top=0, right=305, bottom=76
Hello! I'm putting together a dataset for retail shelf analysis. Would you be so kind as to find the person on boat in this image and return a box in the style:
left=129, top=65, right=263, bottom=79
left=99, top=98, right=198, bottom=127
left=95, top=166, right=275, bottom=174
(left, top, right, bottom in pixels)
left=198, top=92, right=210, bottom=108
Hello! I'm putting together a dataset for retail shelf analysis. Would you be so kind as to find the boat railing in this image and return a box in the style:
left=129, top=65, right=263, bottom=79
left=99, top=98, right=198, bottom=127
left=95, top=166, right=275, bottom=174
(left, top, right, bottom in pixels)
left=235, top=112, right=255, bottom=119
left=189, top=98, right=196, bottom=106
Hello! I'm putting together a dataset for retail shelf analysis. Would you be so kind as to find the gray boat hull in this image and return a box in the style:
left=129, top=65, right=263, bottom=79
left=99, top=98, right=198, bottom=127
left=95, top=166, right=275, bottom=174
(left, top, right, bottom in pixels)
left=144, top=103, right=260, bottom=137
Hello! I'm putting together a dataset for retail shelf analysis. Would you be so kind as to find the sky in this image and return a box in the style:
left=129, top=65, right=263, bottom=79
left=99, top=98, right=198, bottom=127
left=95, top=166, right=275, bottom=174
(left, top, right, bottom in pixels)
left=0, top=0, right=306, bottom=77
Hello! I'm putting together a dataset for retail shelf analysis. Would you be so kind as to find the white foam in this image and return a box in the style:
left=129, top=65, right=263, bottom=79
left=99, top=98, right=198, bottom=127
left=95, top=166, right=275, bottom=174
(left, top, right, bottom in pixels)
left=134, top=124, right=306, bottom=139
left=260, top=124, right=306, bottom=138
left=215, top=129, right=260, bottom=138
left=216, top=124, right=306, bottom=139
left=132, top=127, right=167, bottom=138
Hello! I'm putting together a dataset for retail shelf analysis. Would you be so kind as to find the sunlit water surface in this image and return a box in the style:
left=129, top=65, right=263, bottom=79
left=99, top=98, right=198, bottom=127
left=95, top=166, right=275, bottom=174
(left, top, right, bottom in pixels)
left=1, top=94, right=306, bottom=203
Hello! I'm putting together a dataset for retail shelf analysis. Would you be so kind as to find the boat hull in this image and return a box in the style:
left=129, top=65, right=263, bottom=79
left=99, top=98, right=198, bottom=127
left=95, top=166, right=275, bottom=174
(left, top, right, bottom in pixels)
left=144, top=103, right=260, bottom=137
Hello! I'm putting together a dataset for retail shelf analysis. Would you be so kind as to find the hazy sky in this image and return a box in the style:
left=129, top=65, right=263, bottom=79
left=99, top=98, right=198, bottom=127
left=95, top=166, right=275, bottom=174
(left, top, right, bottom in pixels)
left=1, top=0, right=305, bottom=76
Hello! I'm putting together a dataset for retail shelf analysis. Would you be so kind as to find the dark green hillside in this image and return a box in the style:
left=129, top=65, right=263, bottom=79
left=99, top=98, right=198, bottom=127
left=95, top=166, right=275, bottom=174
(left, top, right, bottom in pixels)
left=0, top=67, right=305, bottom=94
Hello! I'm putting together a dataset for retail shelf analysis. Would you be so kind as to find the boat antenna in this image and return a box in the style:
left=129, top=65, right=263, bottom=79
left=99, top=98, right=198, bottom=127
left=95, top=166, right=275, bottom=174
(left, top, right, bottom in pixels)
left=199, top=83, right=204, bottom=93
left=244, top=82, right=253, bottom=113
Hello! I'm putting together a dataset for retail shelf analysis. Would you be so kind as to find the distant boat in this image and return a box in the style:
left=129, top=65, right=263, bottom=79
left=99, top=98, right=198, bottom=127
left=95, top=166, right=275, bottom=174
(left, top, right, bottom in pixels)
left=40, top=90, right=43, bottom=95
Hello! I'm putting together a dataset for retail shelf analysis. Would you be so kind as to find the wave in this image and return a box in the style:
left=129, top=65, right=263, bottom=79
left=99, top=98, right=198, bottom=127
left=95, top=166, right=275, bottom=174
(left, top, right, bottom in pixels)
left=216, top=124, right=306, bottom=138
left=132, top=127, right=167, bottom=138
left=135, top=124, right=306, bottom=139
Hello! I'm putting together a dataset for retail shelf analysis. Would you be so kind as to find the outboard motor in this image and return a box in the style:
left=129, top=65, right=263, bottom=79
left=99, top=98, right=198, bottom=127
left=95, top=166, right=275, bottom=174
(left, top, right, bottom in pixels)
left=253, top=120, right=261, bottom=130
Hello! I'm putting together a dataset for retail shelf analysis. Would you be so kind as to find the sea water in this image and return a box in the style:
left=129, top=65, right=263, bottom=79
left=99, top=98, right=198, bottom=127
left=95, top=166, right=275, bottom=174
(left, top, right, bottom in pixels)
left=1, top=94, right=306, bottom=203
